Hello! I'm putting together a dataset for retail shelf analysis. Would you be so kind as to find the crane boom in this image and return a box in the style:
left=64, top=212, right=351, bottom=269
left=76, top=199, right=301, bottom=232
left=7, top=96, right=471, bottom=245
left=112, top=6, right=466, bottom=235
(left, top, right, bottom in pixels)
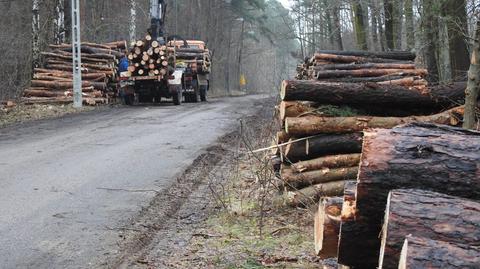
left=149, top=0, right=166, bottom=41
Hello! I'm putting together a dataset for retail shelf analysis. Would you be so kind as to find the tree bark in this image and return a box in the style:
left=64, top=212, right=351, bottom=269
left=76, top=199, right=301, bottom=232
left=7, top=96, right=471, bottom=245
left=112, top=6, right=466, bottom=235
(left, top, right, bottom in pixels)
left=315, top=197, right=342, bottom=258
left=337, top=181, right=357, bottom=266
left=384, top=0, right=395, bottom=50
left=285, top=106, right=464, bottom=136
left=286, top=180, right=351, bottom=207
left=279, top=101, right=319, bottom=122
left=442, top=0, right=470, bottom=80
left=282, top=166, right=358, bottom=189
left=463, top=19, right=480, bottom=129
left=284, top=133, right=363, bottom=162
left=399, top=235, right=480, bottom=269
left=337, top=122, right=480, bottom=268
left=314, top=63, right=416, bottom=71
left=31, top=80, right=106, bottom=90
left=379, top=189, right=480, bottom=269
left=352, top=0, right=368, bottom=50
left=292, top=153, right=361, bottom=173
left=316, top=68, right=427, bottom=79
left=280, top=80, right=468, bottom=108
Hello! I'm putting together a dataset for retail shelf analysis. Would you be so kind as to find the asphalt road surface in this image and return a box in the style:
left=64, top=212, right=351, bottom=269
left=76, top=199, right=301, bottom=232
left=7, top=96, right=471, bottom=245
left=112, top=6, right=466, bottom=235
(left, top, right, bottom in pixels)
left=0, top=95, right=262, bottom=268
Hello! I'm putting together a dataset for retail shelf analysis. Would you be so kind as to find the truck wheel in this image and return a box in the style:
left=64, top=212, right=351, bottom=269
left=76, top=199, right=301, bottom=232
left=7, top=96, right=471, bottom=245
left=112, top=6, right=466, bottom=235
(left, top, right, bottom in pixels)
left=124, top=94, right=134, bottom=105
left=200, top=86, right=207, bottom=102
left=173, top=88, right=182, bottom=105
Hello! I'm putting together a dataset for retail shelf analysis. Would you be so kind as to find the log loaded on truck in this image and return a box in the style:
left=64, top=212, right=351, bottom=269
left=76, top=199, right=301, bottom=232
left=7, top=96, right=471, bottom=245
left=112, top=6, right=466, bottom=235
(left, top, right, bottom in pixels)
left=119, top=0, right=211, bottom=105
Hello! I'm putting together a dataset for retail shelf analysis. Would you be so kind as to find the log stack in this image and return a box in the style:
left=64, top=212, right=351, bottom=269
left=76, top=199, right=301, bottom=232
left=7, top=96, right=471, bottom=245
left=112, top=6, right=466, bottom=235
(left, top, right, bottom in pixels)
left=174, top=47, right=212, bottom=74
left=23, top=41, right=127, bottom=105
left=276, top=51, right=467, bottom=208
left=127, top=35, right=175, bottom=78
left=270, top=50, right=480, bottom=268
left=318, top=123, right=480, bottom=268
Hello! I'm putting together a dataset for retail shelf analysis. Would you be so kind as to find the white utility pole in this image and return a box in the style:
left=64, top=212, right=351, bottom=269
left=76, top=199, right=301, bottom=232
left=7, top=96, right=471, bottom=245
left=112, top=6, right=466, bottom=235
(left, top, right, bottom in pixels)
left=71, top=0, right=82, bottom=108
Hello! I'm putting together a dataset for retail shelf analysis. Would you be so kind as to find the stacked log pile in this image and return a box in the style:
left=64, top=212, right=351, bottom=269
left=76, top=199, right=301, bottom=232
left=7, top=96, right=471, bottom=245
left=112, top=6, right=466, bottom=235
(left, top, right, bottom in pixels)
left=23, top=41, right=127, bottom=105
left=127, top=35, right=175, bottom=78
left=271, top=50, right=480, bottom=268
left=174, top=47, right=212, bottom=74
left=276, top=51, right=467, bottom=208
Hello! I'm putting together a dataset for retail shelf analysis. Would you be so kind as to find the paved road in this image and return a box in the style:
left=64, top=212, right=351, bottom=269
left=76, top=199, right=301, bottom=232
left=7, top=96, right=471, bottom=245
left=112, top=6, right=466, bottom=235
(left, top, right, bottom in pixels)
left=0, top=96, right=261, bottom=268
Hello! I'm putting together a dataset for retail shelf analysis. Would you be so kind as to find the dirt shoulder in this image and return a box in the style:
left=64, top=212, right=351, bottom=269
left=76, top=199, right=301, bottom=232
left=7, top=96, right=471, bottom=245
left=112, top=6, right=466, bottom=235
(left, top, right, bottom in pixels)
left=110, top=97, right=325, bottom=269
left=0, top=103, right=101, bottom=128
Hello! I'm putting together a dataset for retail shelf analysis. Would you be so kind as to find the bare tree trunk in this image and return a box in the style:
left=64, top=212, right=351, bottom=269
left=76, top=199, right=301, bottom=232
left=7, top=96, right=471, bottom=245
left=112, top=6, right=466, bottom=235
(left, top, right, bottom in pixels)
left=443, top=0, right=470, bottom=81
left=332, top=2, right=344, bottom=50
left=352, top=0, right=368, bottom=50
left=422, top=0, right=440, bottom=83
left=404, top=0, right=414, bottom=50
left=463, top=19, right=480, bottom=129
left=32, top=0, right=40, bottom=69
left=384, top=0, right=395, bottom=50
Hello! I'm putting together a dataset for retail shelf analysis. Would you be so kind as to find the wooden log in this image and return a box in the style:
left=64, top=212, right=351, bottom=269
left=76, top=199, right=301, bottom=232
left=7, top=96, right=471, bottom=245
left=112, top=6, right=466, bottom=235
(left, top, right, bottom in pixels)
left=286, top=180, right=351, bottom=207
left=282, top=166, right=358, bottom=189
left=292, top=153, right=361, bottom=173
left=314, top=53, right=414, bottom=64
left=276, top=131, right=291, bottom=144
left=31, top=80, right=106, bottom=90
left=316, top=69, right=427, bottom=79
left=337, top=123, right=480, bottom=268
left=398, top=235, right=480, bottom=269
left=24, top=89, right=67, bottom=98
left=315, top=197, right=343, bottom=258
left=285, top=106, right=464, bottom=136
left=315, top=50, right=416, bottom=61
left=337, top=181, right=357, bottom=266
left=280, top=80, right=468, bottom=108
left=379, top=189, right=480, bottom=269
left=279, top=101, right=319, bottom=122
left=284, top=133, right=363, bottom=162
left=314, top=63, right=416, bottom=71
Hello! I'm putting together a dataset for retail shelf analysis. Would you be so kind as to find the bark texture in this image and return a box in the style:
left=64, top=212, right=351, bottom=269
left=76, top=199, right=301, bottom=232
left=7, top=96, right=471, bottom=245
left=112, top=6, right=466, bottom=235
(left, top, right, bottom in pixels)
left=338, top=122, right=480, bottom=268
left=399, top=235, right=480, bottom=269
left=379, top=189, right=480, bottom=269
left=315, top=197, right=342, bottom=258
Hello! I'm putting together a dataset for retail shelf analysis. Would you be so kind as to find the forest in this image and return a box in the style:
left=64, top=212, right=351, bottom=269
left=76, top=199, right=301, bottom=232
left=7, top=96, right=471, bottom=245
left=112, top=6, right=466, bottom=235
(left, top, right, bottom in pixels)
left=0, top=0, right=297, bottom=100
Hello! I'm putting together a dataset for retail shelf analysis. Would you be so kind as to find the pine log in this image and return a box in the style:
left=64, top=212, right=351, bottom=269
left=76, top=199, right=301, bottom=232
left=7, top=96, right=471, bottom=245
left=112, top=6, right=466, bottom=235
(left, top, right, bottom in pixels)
left=282, top=166, right=358, bottom=189
left=31, top=80, right=106, bottom=90
left=316, top=69, right=427, bottom=79
left=24, top=89, right=67, bottom=98
left=286, top=180, right=351, bottom=207
left=379, top=189, right=480, bottom=269
left=276, top=131, right=291, bottom=144
left=292, top=153, right=361, bottom=173
left=280, top=80, right=468, bottom=108
left=337, top=123, right=480, bottom=268
left=315, top=50, right=416, bottom=61
left=337, top=181, right=357, bottom=266
left=314, top=53, right=413, bottom=64
left=398, top=235, right=480, bottom=269
left=314, top=63, right=416, bottom=71
left=279, top=101, right=319, bottom=122
left=320, top=75, right=407, bottom=83
left=285, top=106, right=464, bottom=136
left=284, top=133, right=363, bottom=162
left=315, top=197, right=342, bottom=258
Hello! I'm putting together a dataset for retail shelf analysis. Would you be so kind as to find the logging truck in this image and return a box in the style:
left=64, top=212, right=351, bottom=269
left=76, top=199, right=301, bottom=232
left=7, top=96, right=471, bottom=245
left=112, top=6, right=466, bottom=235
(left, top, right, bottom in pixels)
left=118, top=0, right=210, bottom=105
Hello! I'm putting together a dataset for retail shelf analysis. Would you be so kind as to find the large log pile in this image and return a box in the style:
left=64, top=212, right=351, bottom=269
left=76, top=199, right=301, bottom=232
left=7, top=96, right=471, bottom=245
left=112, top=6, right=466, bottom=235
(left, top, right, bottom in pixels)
left=23, top=41, right=127, bottom=105
left=274, top=51, right=467, bottom=209
left=173, top=46, right=212, bottom=74
left=268, top=50, right=480, bottom=268
left=126, top=35, right=174, bottom=77
left=337, top=123, right=480, bottom=268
